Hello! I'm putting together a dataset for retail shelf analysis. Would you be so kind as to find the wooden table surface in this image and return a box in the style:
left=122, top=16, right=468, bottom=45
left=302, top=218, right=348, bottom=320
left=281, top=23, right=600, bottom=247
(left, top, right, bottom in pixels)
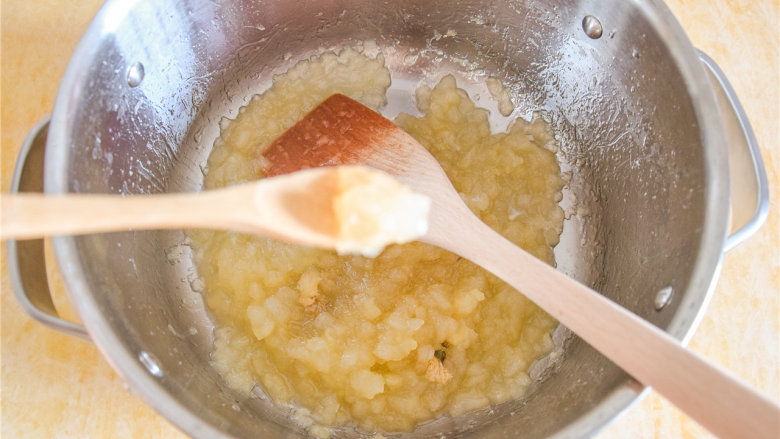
left=2, top=0, right=777, bottom=438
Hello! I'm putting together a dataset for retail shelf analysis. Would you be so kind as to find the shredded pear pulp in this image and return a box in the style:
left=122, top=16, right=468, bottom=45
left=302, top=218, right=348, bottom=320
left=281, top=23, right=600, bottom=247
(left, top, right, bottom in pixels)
left=189, top=48, right=565, bottom=434
left=331, top=166, right=430, bottom=258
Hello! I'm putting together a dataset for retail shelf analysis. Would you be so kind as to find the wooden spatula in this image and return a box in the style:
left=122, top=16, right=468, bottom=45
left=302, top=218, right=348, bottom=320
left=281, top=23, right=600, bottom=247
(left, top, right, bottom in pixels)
left=261, top=93, right=780, bottom=439
left=0, top=165, right=430, bottom=256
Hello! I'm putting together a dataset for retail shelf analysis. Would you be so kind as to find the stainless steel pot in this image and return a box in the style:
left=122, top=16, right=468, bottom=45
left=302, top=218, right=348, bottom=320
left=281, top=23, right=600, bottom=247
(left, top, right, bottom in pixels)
left=8, top=0, right=769, bottom=437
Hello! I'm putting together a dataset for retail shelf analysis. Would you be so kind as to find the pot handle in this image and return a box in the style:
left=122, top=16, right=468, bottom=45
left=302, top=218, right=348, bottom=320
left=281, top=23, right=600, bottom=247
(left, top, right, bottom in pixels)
left=6, top=117, right=91, bottom=341
left=697, top=50, right=770, bottom=252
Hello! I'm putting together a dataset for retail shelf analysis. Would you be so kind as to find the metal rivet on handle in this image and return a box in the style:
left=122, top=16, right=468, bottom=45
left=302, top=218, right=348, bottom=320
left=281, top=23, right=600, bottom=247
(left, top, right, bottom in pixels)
left=582, top=15, right=603, bottom=39
left=654, top=286, right=674, bottom=311
left=126, top=62, right=145, bottom=87
left=138, top=350, right=163, bottom=377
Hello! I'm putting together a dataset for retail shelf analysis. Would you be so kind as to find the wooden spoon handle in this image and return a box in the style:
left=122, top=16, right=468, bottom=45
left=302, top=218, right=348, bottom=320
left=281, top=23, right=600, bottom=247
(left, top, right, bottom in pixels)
left=1, top=166, right=429, bottom=256
left=0, top=166, right=347, bottom=241
left=430, top=208, right=779, bottom=439
left=0, top=191, right=231, bottom=239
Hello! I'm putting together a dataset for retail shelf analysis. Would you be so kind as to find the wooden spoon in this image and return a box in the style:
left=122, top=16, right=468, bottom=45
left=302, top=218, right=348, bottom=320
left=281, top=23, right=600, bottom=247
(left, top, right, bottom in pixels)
left=0, top=165, right=430, bottom=256
left=261, top=93, right=780, bottom=439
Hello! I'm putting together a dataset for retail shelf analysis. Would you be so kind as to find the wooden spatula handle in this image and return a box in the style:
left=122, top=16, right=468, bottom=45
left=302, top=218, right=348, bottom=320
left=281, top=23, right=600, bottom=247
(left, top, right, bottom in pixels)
left=430, top=206, right=779, bottom=439
left=254, top=92, right=778, bottom=437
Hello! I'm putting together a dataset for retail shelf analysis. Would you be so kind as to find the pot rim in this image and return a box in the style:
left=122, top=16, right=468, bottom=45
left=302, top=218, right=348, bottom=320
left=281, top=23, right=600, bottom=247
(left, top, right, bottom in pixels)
left=44, top=0, right=731, bottom=437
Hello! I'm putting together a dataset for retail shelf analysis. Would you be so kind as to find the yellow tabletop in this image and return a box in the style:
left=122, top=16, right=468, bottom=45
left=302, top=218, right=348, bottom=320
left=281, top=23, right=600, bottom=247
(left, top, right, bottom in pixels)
left=2, top=0, right=777, bottom=437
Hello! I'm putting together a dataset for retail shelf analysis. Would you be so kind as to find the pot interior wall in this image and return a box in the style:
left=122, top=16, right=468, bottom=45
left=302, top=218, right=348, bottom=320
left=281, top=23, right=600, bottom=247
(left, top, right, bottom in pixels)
left=51, top=0, right=707, bottom=437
